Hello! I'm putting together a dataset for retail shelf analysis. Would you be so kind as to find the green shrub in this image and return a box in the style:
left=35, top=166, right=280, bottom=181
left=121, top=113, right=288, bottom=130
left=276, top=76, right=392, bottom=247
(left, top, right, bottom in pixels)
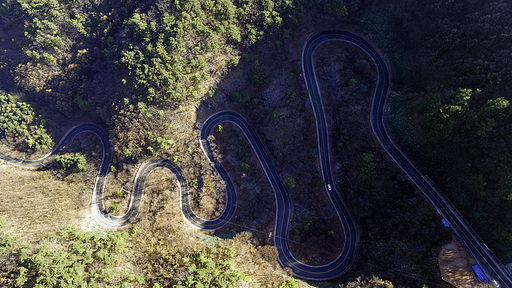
left=250, top=64, right=271, bottom=87
left=283, top=90, right=297, bottom=103
left=16, top=226, right=141, bottom=287
left=467, top=174, right=487, bottom=196
left=55, top=153, right=87, bottom=171
left=25, top=126, right=53, bottom=151
left=416, top=88, right=510, bottom=138
left=240, top=162, right=250, bottom=171
left=270, top=109, right=281, bottom=122
left=111, top=204, right=119, bottom=212
left=360, top=152, right=377, bottom=179
left=0, top=93, right=53, bottom=150
left=147, top=131, right=175, bottom=157
left=175, top=243, right=247, bottom=288
left=16, top=0, right=87, bottom=63
left=284, top=177, right=296, bottom=188
left=0, top=216, right=19, bottom=256
left=280, top=278, right=298, bottom=288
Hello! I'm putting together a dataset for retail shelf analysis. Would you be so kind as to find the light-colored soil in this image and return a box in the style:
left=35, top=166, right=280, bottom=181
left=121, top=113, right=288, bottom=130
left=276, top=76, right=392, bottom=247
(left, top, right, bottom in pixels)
left=0, top=162, right=92, bottom=243
left=438, top=241, right=491, bottom=288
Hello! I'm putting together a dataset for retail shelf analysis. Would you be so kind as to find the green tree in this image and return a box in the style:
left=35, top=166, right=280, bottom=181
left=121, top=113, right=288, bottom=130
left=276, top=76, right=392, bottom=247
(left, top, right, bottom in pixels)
left=0, top=93, right=53, bottom=150
left=280, top=278, right=298, bottom=288
left=466, top=174, right=487, bottom=196
left=284, top=177, right=296, bottom=188
left=417, top=88, right=510, bottom=138
left=360, top=152, right=377, bottom=179
left=55, top=153, right=87, bottom=172
left=15, top=0, right=87, bottom=63
left=148, top=132, right=175, bottom=150
left=25, top=126, right=53, bottom=151
left=250, top=64, right=271, bottom=87
left=175, top=243, right=247, bottom=287
left=496, top=166, right=512, bottom=200
left=416, top=88, right=474, bottom=138
left=16, top=226, right=142, bottom=287
left=476, top=97, right=510, bottom=136
left=323, top=0, right=348, bottom=15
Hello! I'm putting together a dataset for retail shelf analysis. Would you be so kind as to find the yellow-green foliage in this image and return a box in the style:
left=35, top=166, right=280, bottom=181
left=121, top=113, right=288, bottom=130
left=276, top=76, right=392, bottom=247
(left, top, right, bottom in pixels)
left=416, top=88, right=511, bottom=138
left=115, top=0, right=286, bottom=103
left=280, top=278, right=298, bottom=288
left=0, top=216, right=19, bottom=256
left=55, top=153, right=87, bottom=172
left=16, top=226, right=143, bottom=288
left=175, top=243, right=247, bottom=288
left=360, top=152, right=377, bottom=179
left=0, top=93, right=53, bottom=150
left=16, top=0, right=87, bottom=63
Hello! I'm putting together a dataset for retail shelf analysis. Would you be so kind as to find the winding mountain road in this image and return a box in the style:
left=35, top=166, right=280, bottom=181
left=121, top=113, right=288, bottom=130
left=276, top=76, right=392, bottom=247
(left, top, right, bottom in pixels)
left=1, top=30, right=510, bottom=284
left=305, top=31, right=512, bottom=286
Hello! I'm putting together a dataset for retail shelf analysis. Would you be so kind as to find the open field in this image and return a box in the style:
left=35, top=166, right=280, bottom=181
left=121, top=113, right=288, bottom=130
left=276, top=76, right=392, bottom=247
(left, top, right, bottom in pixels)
left=0, top=163, right=92, bottom=243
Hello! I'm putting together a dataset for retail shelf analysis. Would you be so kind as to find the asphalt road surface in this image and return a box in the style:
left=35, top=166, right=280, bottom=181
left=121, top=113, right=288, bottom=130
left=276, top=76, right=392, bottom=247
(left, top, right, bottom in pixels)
left=1, top=30, right=510, bottom=285
left=304, top=31, right=511, bottom=286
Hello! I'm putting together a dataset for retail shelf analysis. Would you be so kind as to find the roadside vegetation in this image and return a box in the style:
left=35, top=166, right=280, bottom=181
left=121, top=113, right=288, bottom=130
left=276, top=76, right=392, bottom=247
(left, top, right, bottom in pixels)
left=0, top=216, right=18, bottom=256
left=1, top=0, right=510, bottom=286
left=55, top=153, right=88, bottom=172
left=0, top=0, right=359, bottom=162
left=15, top=226, right=142, bottom=288
left=0, top=93, right=52, bottom=151
left=365, top=0, right=512, bottom=262
left=0, top=216, right=251, bottom=287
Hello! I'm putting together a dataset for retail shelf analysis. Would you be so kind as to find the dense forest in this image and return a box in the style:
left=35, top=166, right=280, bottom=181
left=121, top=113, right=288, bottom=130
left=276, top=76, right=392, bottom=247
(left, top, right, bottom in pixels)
left=0, top=0, right=511, bottom=287
left=0, top=0, right=356, bottom=161
left=377, top=0, right=512, bottom=262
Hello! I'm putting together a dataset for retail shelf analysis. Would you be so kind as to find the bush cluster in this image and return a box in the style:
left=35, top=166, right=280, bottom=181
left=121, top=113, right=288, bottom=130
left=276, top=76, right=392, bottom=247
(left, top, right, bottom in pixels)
left=416, top=88, right=510, bottom=138
left=16, top=0, right=87, bottom=63
left=55, top=153, right=88, bottom=172
left=0, top=93, right=53, bottom=150
left=174, top=243, right=248, bottom=288
left=16, top=226, right=143, bottom=287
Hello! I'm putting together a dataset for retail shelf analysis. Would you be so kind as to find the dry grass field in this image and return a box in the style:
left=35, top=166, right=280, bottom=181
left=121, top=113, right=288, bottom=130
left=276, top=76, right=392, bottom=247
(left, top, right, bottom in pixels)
left=0, top=104, right=312, bottom=287
left=0, top=163, right=92, bottom=243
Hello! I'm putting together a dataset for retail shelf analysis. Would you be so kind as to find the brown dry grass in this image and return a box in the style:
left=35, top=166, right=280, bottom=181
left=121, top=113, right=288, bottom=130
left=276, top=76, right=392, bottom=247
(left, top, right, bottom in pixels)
left=0, top=163, right=93, bottom=244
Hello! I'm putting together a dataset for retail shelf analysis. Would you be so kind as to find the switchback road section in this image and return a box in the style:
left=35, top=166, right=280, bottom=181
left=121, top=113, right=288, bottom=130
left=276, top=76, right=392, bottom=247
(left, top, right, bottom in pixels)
left=303, top=31, right=512, bottom=287
left=200, top=110, right=356, bottom=280
left=2, top=30, right=510, bottom=284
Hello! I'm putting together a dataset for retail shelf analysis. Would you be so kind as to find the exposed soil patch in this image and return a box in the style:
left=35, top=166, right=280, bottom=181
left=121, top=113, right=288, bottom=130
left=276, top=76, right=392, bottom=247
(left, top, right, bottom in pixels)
left=438, top=241, right=491, bottom=288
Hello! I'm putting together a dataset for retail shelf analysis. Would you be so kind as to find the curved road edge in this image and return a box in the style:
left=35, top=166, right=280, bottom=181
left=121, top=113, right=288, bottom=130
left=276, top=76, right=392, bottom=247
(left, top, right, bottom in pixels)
left=307, top=30, right=512, bottom=287
left=200, top=110, right=355, bottom=280
left=2, top=30, right=508, bottom=285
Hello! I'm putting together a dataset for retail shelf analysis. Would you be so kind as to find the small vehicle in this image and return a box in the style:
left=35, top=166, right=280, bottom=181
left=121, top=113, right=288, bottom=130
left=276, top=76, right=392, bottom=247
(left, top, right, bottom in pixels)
left=492, top=279, right=499, bottom=287
left=327, top=184, right=332, bottom=191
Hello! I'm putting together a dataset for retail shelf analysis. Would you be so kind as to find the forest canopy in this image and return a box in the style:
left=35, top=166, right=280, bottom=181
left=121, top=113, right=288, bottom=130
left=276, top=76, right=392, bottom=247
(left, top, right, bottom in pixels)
left=0, top=0, right=357, bottom=160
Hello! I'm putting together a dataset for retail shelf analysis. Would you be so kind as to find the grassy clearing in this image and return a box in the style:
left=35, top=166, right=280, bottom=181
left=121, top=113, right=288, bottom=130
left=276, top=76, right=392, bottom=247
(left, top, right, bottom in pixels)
left=0, top=163, right=91, bottom=243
